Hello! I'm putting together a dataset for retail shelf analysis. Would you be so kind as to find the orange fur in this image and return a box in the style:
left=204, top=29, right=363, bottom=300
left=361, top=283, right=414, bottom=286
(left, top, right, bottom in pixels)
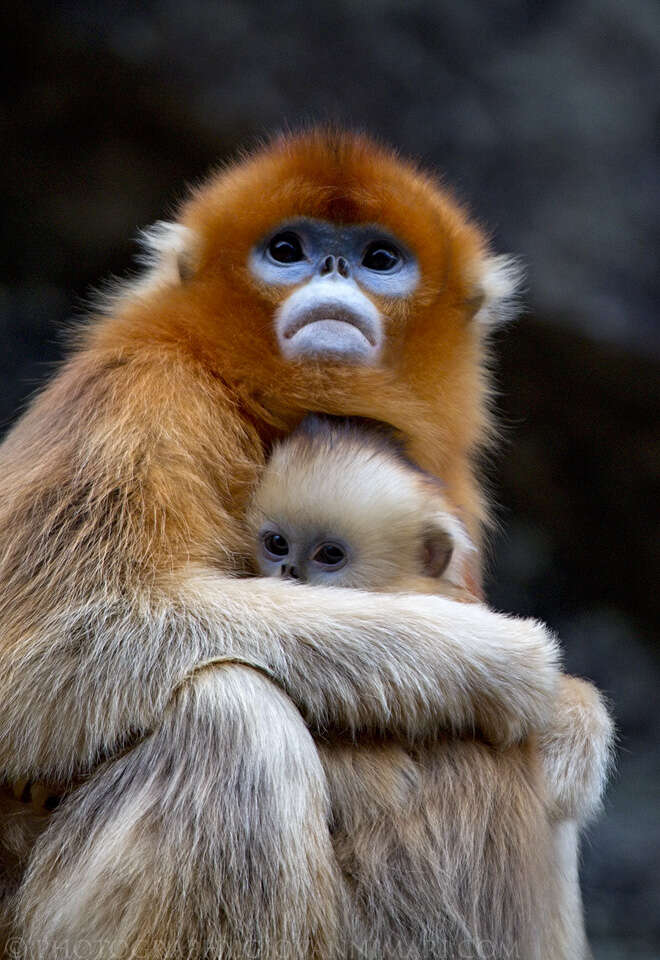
left=91, top=130, right=500, bottom=567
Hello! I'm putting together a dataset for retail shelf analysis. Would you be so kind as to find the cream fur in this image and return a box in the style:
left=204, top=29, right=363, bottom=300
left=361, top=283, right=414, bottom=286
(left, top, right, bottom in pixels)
left=541, top=675, right=615, bottom=823
left=106, top=220, right=199, bottom=309
left=248, top=421, right=476, bottom=593
left=17, top=666, right=342, bottom=960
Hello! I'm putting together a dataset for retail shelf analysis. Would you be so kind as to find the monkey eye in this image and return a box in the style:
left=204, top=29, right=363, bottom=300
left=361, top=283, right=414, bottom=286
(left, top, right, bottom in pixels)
left=312, top=542, right=347, bottom=569
left=262, top=531, right=290, bottom=558
left=361, top=241, right=401, bottom=272
left=267, top=232, right=305, bottom=264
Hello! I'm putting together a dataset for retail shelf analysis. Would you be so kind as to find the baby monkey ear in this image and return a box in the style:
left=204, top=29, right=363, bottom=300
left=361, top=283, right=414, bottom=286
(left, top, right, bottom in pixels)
left=421, top=524, right=454, bottom=579
left=421, top=512, right=477, bottom=587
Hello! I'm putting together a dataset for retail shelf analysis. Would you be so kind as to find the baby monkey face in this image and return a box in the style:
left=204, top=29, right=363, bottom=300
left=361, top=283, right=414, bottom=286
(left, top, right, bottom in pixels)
left=248, top=416, right=475, bottom=594
left=256, top=524, right=353, bottom=585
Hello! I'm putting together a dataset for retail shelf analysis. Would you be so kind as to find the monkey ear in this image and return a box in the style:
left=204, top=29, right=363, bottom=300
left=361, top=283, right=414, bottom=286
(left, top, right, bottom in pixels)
left=421, top=513, right=476, bottom=585
left=97, top=221, right=201, bottom=312
left=421, top=524, right=454, bottom=579
left=469, top=255, right=524, bottom=328
left=137, top=220, right=200, bottom=285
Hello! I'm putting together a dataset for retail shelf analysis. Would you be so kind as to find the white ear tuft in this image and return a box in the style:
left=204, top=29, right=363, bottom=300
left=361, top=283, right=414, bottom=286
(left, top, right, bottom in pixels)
left=136, top=221, right=198, bottom=284
left=95, top=221, right=200, bottom=314
left=472, top=255, right=524, bottom=328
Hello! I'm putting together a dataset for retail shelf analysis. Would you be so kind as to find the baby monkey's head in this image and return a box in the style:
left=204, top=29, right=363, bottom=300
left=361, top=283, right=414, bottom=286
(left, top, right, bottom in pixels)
left=248, top=416, right=475, bottom=595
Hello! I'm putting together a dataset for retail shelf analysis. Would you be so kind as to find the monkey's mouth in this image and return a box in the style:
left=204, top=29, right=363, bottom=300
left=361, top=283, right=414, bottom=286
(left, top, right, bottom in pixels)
left=283, top=305, right=378, bottom=347
left=275, top=292, right=383, bottom=363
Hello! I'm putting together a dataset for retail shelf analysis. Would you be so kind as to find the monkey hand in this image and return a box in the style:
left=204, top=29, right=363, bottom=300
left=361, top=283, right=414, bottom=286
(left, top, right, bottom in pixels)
left=421, top=597, right=563, bottom=747
left=538, top=675, right=614, bottom=822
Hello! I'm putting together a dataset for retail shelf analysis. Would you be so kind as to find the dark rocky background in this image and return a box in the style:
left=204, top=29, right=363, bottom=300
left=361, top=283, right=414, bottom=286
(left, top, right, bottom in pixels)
left=2, top=0, right=659, bottom=954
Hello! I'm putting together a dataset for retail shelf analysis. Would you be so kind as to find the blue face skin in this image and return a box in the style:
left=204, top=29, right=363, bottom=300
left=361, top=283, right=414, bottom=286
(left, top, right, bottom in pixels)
left=249, top=218, right=420, bottom=296
left=256, top=522, right=353, bottom=586
left=248, top=218, right=420, bottom=364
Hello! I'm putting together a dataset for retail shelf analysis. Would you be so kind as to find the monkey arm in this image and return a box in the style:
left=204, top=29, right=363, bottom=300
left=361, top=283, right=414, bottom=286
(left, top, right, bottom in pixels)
left=173, top=567, right=561, bottom=746
left=0, top=353, right=560, bottom=781
left=538, top=675, right=614, bottom=823
left=0, top=568, right=559, bottom=781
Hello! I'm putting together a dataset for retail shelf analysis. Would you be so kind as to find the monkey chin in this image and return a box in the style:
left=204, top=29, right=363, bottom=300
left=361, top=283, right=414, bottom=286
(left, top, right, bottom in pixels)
left=282, top=319, right=381, bottom=363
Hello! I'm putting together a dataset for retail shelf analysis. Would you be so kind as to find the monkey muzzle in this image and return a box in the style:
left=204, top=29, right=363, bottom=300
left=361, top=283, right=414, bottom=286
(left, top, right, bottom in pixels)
left=275, top=278, right=383, bottom=364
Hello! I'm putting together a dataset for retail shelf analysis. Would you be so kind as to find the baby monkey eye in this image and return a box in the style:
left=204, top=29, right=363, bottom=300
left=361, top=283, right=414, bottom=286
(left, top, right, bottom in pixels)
left=361, top=240, right=401, bottom=272
left=267, top=232, right=305, bottom=264
left=312, top=542, right=347, bottom=568
left=263, top=532, right=289, bottom=558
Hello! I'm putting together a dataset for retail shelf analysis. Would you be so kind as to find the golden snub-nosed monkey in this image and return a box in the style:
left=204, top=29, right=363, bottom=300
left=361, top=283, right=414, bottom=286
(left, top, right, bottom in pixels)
left=0, top=129, right=602, bottom=960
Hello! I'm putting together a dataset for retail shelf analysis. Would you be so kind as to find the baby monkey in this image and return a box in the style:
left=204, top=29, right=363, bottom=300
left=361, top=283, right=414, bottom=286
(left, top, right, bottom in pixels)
left=249, top=415, right=476, bottom=599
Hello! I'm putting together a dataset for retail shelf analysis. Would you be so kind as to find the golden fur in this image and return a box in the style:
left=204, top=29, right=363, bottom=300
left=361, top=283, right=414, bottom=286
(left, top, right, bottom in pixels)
left=0, top=129, right=609, bottom=959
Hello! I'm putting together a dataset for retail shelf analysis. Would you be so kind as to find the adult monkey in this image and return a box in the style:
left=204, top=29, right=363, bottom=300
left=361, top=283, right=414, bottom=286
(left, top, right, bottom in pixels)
left=0, top=130, right=565, bottom=959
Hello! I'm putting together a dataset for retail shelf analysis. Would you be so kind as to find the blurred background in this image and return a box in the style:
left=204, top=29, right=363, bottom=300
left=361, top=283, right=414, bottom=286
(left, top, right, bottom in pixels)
left=2, top=0, right=658, bottom=954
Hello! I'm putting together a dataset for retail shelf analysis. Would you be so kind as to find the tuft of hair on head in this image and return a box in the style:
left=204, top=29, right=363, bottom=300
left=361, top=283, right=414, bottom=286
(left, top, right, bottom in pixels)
left=280, top=414, right=423, bottom=492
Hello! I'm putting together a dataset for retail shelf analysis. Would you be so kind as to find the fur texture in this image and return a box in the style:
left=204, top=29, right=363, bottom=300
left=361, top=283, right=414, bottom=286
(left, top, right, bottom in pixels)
left=540, top=675, right=614, bottom=824
left=17, top=666, right=342, bottom=960
left=320, top=736, right=554, bottom=960
left=247, top=415, right=476, bottom=593
left=0, top=129, right=597, bottom=959
left=249, top=419, right=614, bottom=959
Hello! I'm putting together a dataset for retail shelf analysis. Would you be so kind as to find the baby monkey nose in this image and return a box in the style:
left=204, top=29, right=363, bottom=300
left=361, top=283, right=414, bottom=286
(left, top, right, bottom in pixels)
left=280, top=564, right=300, bottom=580
left=319, top=255, right=350, bottom=279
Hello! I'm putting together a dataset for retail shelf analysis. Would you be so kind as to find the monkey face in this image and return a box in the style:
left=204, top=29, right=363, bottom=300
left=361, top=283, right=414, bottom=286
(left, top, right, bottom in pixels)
left=254, top=516, right=461, bottom=592
left=255, top=523, right=353, bottom=585
left=247, top=417, right=476, bottom=593
left=248, top=218, right=419, bottom=364
left=170, top=130, right=515, bottom=422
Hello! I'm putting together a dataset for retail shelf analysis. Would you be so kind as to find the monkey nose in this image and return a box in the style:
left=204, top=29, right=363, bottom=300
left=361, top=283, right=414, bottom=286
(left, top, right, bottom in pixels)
left=319, top=255, right=335, bottom=276
left=280, top=564, right=299, bottom=580
left=319, top=255, right=350, bottom=279
left=337, top=256, right=350, bottom=278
